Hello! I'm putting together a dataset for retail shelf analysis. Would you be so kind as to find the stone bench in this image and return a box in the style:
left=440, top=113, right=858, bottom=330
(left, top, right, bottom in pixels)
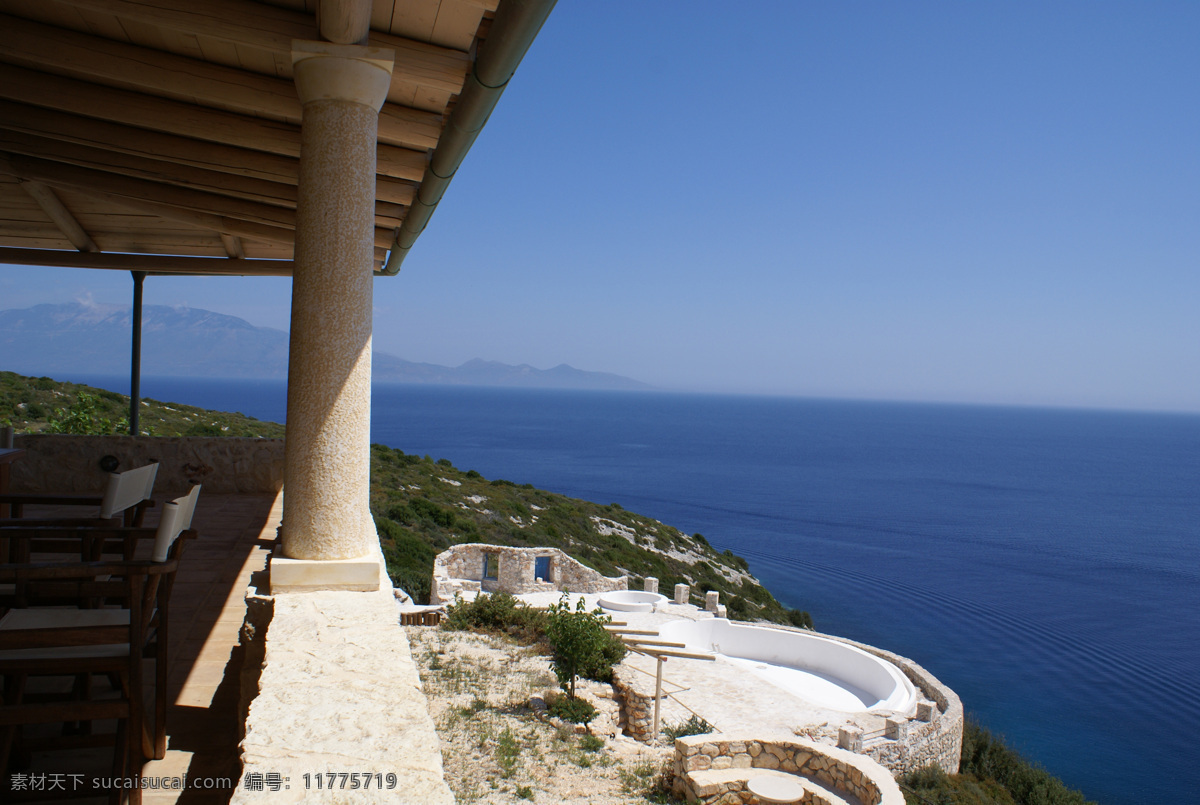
left=686, top=768, right=855, bottom=805
left=672, top=734, right=904, bottom=805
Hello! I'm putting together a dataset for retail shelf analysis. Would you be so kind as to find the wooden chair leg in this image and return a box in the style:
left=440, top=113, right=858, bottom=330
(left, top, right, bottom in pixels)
left=1, top=672, right=27, bottom=773
left=153, top=616, right=168, bottom=759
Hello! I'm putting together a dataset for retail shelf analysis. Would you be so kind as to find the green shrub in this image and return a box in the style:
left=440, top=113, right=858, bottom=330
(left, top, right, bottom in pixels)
left=579, top=734, right=605, bottom=752
left=496, top=728, right=521, bottom=777
left=787, top=609, right=814, bottom=630
left=662, top=715, right=714, bottom=741
left=46, top=392, right=125, bottom=435
left=184, top=423, right=223, bottom=436
left=545, top=595, right=625, bottom=697
left=442, top=592, right=547, bottom=644
left=900, top=720, right=1096, bottom=805
left=547, top=696, right=596, bottom=724
left=959, top=721, right=1095, bottom=805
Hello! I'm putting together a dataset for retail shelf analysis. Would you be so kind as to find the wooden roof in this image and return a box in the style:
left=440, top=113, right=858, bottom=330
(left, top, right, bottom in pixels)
left=0, top=0, right=514, bottom=276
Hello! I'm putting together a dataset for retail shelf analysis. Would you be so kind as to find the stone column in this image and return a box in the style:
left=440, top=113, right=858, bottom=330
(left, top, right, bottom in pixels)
left=674, top=583, right=689, bottom=605
left=643, top=577, right=659, bottom=594
left=273, top=41, right=394, bottom=592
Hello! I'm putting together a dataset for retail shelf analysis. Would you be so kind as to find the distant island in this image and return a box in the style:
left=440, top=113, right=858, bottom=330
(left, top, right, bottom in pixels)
left=0, top=303, right=652, bottom=392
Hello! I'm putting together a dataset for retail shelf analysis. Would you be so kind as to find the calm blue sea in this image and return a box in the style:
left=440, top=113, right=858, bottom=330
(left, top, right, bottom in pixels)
left=68, top=375, right=1200, bottom=805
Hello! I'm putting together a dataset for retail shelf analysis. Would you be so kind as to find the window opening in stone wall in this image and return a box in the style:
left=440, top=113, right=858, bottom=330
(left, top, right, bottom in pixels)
left=534, top=555, right=551, bottom=582
left=482, top=553, right=500, bottom=581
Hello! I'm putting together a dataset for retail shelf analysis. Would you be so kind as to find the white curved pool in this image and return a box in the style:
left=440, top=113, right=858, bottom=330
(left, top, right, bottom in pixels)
left=658, top=619, right=917, bottom=714
left=598, top=590, right=668, bottom=612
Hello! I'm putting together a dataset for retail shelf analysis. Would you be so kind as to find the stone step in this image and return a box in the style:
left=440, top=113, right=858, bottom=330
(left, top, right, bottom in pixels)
left=686, top=767, right=857, bottom=805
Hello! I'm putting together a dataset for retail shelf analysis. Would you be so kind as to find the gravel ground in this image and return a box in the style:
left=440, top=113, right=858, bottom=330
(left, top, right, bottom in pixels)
left=406, top=626, right=675, bottom=804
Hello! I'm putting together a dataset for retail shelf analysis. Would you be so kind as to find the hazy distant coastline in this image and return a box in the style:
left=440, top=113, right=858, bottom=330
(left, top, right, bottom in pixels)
left=0, top=303, right=652, bottom=392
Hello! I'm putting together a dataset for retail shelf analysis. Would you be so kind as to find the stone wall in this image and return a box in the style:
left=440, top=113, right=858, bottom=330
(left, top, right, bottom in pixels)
left=10, top=434, right=285, bottom=495
left=430, top=544, right=626, bottom=605
left=234, top=576, right=454, bottom=803
left=611, top=666, right=659, bottom=742
left=672, top=733, right=905, bottom=805
left=834, top=636, right=963, bottom=775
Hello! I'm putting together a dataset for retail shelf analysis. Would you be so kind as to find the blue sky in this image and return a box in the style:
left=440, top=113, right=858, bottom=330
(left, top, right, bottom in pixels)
left=2, top=2, right=1198, bottom=412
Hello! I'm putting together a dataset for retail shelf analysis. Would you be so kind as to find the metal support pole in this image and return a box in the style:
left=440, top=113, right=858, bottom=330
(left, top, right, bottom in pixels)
left=653, top=655, right=666, bottom=740
left=129, top=270, right=145, bottom=435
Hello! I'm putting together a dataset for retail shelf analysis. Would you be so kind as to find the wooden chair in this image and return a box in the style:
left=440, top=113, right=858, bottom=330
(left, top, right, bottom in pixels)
left=0, top=461, right=159, bottom=529
left=0, top=485, right=200, bottom=804
left=0, top=464, right=160, bottom=604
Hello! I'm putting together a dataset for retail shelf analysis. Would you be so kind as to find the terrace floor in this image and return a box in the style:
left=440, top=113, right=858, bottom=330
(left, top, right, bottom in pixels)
left=9, top=492, right=282, bottom=804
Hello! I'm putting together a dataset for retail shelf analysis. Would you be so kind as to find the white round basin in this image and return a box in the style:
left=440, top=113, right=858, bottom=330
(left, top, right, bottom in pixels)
left=657, top=618, right=917, bottom=714
left=597, top=590, right=668, bottom=612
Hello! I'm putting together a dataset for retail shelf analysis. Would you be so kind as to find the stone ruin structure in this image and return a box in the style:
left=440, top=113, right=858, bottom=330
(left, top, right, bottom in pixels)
left=430, top=544, right=626, bottom=605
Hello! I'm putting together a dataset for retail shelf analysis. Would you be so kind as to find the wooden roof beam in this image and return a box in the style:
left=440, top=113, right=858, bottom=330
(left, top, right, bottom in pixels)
left=18, top=181, right=98, bottom=253
left=0, top=66, right=427, bottom=183
left=0, top=152, right=296, bottom=231
left=0, top=151, right=398, bottom=251
left=0, top=100, right=418, bottom=204
left=46, top=0, right=471, bottom=96
left=0, top=247, right=294, bottom=276
left=1, top=129, right=409, bottom=233
left=319, top=0, right=372, bottom=45
left=0, top=129, right=298, bottom=210
left=0, top=14, right=442, bottom=152
left=219, top=234, right=245, bottom=260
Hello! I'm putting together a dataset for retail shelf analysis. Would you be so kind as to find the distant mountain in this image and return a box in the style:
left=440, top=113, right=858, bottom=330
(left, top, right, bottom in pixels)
left=0, top=303, right=652, bottom=391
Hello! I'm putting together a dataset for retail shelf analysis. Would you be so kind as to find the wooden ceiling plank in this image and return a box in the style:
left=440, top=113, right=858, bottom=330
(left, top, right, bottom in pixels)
left=0, top=14, right=443, bottom=150
left=0, top=100, right=417, bottom=206
left=389, top=0, right=438, bottom=43
left=0, top=99, right=297, bottom=184
left=0, top=153, right=294, bottom=245
left=70, top=4, right=131, bottom=42
left=430, top=1, right=486, bottom=51
left=48, top=0, right=470, bottom=95
left=194, top=32, right=242, bottom=69
left=0, top=129, right=299, bottom=209
left=0, top=151, right=297, bottom=230
left=369, top=0, right=396, bottom=34
left=18, top=180, right=99, bottom=252
left=0, top=232, right=78, bottom=250
left=117, top=14, right=174, bottom=54
left=1, top=152, right=396, bottom=251
left=0, top=63, right=301, bottom=158
left=0, top=66, right=427, bottom=182
left=0, top=246, right=294, bottom=276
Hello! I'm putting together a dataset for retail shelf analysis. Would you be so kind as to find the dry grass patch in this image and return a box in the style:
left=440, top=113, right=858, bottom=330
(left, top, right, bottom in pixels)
left=407, top=626, right=673, bottom=804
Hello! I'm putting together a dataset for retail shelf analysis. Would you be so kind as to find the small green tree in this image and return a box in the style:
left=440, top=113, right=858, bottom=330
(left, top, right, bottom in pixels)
left=544, top=594, right=625, bottom=699
left=47, top=392, right=127, bottom=435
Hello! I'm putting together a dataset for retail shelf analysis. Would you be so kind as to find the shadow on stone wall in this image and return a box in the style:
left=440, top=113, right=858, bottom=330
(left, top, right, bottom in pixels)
left=11, top=434, right=285, bottom=495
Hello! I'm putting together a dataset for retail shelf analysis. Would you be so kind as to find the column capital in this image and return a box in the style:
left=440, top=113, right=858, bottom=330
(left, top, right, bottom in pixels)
left=291, top=40, right=394, bottom=110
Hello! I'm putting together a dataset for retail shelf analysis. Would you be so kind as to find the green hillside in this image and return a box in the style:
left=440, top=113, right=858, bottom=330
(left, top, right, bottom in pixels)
left=0, top=371, right=285, bottom=438
left=370, top=444, right=811, bottom=624
left=1, top=371, right=807, bottom=624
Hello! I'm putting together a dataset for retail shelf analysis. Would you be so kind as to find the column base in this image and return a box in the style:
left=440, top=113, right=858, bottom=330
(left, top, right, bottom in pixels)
left=270, top=552, right=382, bottom=593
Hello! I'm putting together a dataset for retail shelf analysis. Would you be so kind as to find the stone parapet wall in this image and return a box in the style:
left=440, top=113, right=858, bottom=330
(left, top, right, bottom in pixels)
left=672, top=733, right=905, bottom=805
left=832, top=635, right=963, bottom=775
left=234, top=581, right=454, bottom=803
left=11, top=434, right=285, bottom=495
left=431, top=544, right=626, bottom=604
